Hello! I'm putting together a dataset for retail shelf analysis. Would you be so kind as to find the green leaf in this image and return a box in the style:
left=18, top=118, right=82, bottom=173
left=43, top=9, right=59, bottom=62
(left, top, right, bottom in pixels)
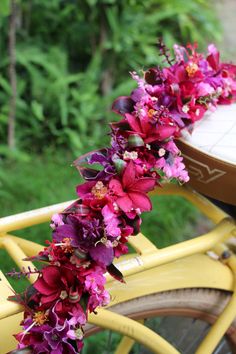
left=0, top=0, right=10, bottom=16
left=86, top=0, right=97, bottom=6
left=31, top=100, right=44, bottom=121
left=65, top=128, right=83, bottom=151
left=0, top=76, right=11, bottom=95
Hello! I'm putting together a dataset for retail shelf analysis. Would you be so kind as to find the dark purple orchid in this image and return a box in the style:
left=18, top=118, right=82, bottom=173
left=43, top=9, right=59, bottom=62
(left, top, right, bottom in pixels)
left=53, top=215, right=114, bottom=266
left=53, top=215, right=102, bottom=250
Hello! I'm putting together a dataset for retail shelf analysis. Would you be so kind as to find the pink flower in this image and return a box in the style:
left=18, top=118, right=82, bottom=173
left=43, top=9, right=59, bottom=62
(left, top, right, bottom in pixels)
left=87, top=290, right=110, bottom=312
left=102, top=205, right=121, bottom=237
left=207, top=44, right=220, bottom=71
left=156, top=155, right=189, bottom=182
left=109, top=160, right=156, bottom=213
left=196, top=82, right=215, bottom=97
left=85, top=272, right=106, bottom=292
left=50, top=213, right=64, bottom=230
left=164, top=140, right=179, bottom=154
left=125, top=113, right=178, bottom=143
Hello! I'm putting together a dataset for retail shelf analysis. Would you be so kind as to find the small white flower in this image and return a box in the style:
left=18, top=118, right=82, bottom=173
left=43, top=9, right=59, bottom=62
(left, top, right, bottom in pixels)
left=123, top=151, right=138, bottom=160
left=151, top=96, right=158, bottom=102
left=182, top=105, right=189, bottom=113
left=113, top=202, right=119, bottom=211
left=158, top=148, right=166, bottom=157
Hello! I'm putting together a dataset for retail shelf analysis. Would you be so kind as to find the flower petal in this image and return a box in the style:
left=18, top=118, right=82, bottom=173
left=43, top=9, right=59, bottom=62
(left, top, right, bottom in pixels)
left=34, top=278, right=57, bottom=295
left=42, top=266, right=61, bottom=286
left=76, top=181, right=96, bottom=197
left=89, top=244, right=114, bottom=266
left=53, top=224, right=78, bottom=245
left=112, top=96, right=134, bottom=115
left=109, top=179, right=125, bottom=196
left=128, top=192, right=152, bottom=212
left=131, top=178, right=156, bottom=193
left=116, top=195, right=133, bottom=212
left=41, top=291, right=60, bottom=305
left=122, top=160, right=135, bottom=189
left=125, top=113, right=142, bottom=133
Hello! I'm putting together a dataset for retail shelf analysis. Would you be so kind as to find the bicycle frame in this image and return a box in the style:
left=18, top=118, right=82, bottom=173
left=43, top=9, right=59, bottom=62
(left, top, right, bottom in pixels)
left=0, top=184, right=236, bottom=354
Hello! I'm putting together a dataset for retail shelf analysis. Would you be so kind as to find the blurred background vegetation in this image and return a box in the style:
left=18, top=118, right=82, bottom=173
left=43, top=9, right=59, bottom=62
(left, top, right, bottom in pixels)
left=0, top=0, right=221, bottom=156
left=0, top=1, right=222, bottom=352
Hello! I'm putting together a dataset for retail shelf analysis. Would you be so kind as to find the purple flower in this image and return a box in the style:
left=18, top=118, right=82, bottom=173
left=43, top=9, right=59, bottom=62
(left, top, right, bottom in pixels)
left=89, top=243, right=114, bottom=266
left=53, top=215, right=103, bottom=251
left=44, top=321, right=71, bottom=352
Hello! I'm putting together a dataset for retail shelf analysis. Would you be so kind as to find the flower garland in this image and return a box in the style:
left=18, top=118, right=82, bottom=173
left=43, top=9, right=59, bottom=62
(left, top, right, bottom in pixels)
left=8, top=42, right=236, bottom=353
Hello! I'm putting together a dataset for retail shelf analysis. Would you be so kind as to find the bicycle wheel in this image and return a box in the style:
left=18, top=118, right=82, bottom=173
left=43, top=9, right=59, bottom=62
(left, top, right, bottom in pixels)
left=85, top=288, right=236, bottom=354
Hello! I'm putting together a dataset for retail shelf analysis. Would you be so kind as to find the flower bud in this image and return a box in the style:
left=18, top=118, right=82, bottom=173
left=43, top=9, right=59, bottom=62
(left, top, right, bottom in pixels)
left=128, top=134, right=144, bottom=147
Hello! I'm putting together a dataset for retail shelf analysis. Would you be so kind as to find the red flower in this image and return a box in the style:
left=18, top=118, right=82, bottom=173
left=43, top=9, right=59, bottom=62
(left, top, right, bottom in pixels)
left=109, top=160, right=156, bottom=213
left=125, top=113, right=178, bottom=143
left=34, top=265, right=76, bottom=306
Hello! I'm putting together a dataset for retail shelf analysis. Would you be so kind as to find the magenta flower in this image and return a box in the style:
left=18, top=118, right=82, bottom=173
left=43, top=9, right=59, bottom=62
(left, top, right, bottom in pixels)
left=125, top=112, right=178, bottom=143
left=102, top=205, right=121, bottom=237
left=109, top=160, right=156, bottom=212
left=34, top=265, right=76, bottom=306
left=84, top=271, right=106, bottom=292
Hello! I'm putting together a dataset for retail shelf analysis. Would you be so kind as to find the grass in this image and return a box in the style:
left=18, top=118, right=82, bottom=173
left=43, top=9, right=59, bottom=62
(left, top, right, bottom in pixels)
left=0, top=150, right=81, bottom=291
left=0, top=150, right=201, bottom=352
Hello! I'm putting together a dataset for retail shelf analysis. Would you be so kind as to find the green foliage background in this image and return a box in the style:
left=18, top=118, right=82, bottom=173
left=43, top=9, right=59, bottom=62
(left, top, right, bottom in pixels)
left=0, top=0, right=221, bottom=156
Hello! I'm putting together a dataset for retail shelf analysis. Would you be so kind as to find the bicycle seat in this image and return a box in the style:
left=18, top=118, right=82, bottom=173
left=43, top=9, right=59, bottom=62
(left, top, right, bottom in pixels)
left=177, top=103, right=236, bottom=206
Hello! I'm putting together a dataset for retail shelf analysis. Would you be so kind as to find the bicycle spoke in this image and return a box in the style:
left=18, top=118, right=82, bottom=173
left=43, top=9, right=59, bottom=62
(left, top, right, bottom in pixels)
left=213, top=339, right=230, bottom=354
left=131, top=316, right=232, bottom=354
left=184, top=321, right=210, bottom=353
left=104, top=330, right=113, bottom=354
left=175, top=318, right=197, bottom=348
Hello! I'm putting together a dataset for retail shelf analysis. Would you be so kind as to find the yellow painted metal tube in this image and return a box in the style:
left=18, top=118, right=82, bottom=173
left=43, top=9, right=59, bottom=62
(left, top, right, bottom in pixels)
left=0, top=200, right=75, bottom=234
left=0, top=237, right=38, bottom=283
left=196, top=251, right=236, bottom=353
left=5, top=235, right=43, bottom=257
left=114, top=320, right=144, bottom=354
left=107, top=218, right=235, bottom=282
left=128, top=232, right=158, bottom=254
left=0, top=271, right=23, bottom=320
left=88, top=308, right=180, bottom=354
left=0, top=302, right=22, bottom=320
left=114, top=336, right=136, bottom=354
left=151, top=184, right=228, bottom=224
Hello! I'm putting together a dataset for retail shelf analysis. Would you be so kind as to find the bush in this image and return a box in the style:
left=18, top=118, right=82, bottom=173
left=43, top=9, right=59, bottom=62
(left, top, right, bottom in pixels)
left=0, top=0, right=221, bottom=156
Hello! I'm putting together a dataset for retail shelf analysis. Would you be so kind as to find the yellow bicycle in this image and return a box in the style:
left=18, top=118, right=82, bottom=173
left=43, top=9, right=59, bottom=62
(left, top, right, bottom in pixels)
left=1, top=103, right=236, bottom=354
left=0, top=182, right=236, bottom=354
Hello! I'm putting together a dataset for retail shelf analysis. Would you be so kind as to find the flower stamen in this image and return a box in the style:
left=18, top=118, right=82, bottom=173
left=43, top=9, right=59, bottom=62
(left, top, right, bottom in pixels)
left=91, top=181, right=108, bottom=199
left=33, top=311, right=48, bottom=326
